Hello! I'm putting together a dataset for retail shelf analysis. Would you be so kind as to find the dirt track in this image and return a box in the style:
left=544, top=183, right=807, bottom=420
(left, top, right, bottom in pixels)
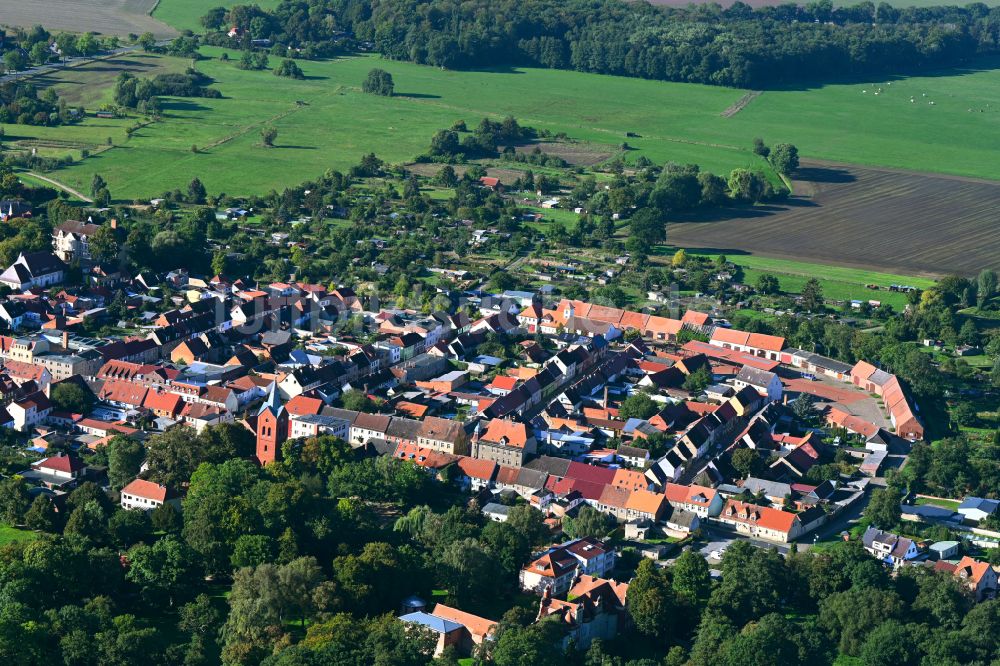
left=668, top=159, right=1000, bottom=277
left=0, top=0, right=176, bottom=38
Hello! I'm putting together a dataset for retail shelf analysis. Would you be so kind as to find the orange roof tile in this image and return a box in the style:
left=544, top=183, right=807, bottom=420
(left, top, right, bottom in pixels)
left=431, top=604, right=497, bottom=641
left=625, top=489, right=666, bottom=516
left=482, top=419, right=531, bottom=448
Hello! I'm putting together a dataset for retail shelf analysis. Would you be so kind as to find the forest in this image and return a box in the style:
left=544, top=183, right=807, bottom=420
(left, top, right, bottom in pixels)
left=207, top=0, right=1000, bottom=87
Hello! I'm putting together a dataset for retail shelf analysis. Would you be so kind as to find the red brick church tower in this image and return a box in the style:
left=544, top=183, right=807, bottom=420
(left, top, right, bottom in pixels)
left=255, top=383, right=287, bottom=465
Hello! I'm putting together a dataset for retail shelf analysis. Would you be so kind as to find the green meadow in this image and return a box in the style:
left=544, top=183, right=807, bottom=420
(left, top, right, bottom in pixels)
left=8, top=47, right=1000, bottom=199
left=714, top=57, right=1000, bottom=180
left=29, top=49, right=773, bottom=199
left=153, top=0, right=284, bottom=33
left=680, top=250, right=937, bottom=309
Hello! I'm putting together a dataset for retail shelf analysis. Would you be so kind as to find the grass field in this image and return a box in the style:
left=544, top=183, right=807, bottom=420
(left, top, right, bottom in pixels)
left=23, top=49, right=773, bottom=199
left=675, top=248, right=937, bottom=308
left=0, top=523, right=37, bottom=545
left=0, top=0, right=175, bottom=37
left=153, top=0, right=284, bottom=33
left=711, top=58, right=1000, bottom=181
left=33, top=54, right=191, bottom=107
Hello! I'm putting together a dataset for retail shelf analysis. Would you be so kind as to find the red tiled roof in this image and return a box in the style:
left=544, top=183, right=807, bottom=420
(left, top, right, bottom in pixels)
left=721, top=499, right=798, bottom=533
left=482, top=419, right=531, bottom=448
left=286, top=394, right=324, bottom=416
left=455, top=456, right=497, bottom=481
left=121, top=478, right=172, bottom=502
left=35, top=453, right=85, bottom=473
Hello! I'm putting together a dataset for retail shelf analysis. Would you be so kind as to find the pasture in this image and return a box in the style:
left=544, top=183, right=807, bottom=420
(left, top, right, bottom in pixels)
left=28, top=50, right=774, bottom=199
left=32, top=54, right=190, bottom=107
left=153, top=0, right=284, bottom=32
left=668, top=160, right=1000, bottom=277
left=711, top=58, right=1000, bottom=181
left=0, top=0, right=175, bottom=37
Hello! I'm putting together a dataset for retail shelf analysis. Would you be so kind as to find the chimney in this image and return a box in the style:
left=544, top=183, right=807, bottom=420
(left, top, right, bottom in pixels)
left=62, top=330, right=69, bottom=351
left=110, top=218, right=118, bottom=229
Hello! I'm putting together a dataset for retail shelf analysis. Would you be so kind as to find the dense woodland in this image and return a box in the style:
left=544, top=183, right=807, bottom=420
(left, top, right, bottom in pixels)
left=206, top=0, right=1000, bottom=87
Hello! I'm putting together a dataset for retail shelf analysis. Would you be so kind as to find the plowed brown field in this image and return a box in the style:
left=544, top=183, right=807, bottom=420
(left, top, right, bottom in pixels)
left=0, top=0, right=176, bottom=38
left=668, top=160, right=1000, bottom=277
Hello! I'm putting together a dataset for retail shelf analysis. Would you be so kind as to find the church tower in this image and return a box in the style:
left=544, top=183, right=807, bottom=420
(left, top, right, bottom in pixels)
left=255, top=383, right=288, bottom=465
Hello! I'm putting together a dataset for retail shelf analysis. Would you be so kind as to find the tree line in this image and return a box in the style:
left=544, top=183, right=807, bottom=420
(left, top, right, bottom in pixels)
left=206, top=0, right=1000, bottom=87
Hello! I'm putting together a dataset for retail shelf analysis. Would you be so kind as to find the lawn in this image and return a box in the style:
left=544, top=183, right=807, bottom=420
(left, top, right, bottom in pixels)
left=915, top=497, right=962, bottom=511
left=153, top=0, right=284, bottom=33
left=0, top=523, right=38, bottom=545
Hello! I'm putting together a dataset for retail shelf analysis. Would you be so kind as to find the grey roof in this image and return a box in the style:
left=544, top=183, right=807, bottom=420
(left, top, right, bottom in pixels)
left=482, top=502, right=512, bottom=516
left=868, top=369, right=893, bottom=386
left=743, top=477, right=792, bottom=499
left=958, top=497, right=1000, bottom=515
left=399, top=612, right=462, bottom=634
left=386, top=417, right=422, bottom=441
left=736, top=365, right=778, bottom=388
left=320, top=406, right=360, bottom=424
left=618, top=444, right=650, bottom=460
left=665, top=507, right=699, bottom=528
left=257, top=382, right=284, bottom=417
left=514, top=467, right=548, bottom=489
left=524, top=455, right=572, bottom=478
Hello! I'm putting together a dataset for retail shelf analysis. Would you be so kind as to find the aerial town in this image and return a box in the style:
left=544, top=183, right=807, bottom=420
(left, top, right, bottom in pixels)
left=0, top=0, right=997, bottom=664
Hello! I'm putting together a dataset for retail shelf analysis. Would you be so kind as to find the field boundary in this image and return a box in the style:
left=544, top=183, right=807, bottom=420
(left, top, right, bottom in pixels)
left=25, top=172, right=93, bottom=202
left=720, top=90, right=762, bottom=118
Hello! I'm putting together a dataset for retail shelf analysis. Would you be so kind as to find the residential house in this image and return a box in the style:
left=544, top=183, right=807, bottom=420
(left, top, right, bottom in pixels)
left=0, top=252, right=66, bottom=290
left=934, top=556, right=998, bottom=601
left=617, top=444, right=650, bottom=469
left=428, top=604, right=497, bottom=655
left=7, top=390, right=52, bottom=431
left=349, top=412, right=392, bottom=446
left=417, top=416, right=469, bottom=455
left=716, top=500, right=803, bottom=543
left=536, top=576, right=629, bottom=650
left=454, top=456, right=496, bottom=491
left=733, top=365, right=783, bottom=402
left=23, top=452, right=86, bottom=488
left=52, top=220, right=101, bottom=263
left=471, top=418, right=537, bottom=468
left=120, top=478, right=180, bottom=512
left=519, top=537, right=616, bottom=596
left=862, top=526, right=919, bottom=567
left=664, top=483, right=724, bottom=518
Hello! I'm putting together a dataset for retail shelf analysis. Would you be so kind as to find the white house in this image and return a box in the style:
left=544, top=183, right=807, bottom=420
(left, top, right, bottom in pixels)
left=733, top=366, right=783, bottom=402
left=0, top=252, right=66, bottom=290
left=957, top=497, right=999, bottom=523
left=863, top=526, right=919, bottom=567
left=7, top=390, right=52, bottom=431
left=120, top=478, right=181, bottom=512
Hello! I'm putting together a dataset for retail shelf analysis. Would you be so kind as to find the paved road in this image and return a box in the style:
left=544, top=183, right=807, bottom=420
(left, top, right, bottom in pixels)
left=25, top=172, right=93, bottom=202
left=0, top=40, right=172, bottom=86
left=0, top=48, right=137, bottom=86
